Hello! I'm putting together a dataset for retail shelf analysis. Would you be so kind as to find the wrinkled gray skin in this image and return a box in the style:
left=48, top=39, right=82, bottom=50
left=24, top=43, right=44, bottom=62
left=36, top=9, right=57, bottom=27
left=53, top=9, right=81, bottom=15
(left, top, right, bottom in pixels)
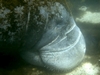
left=21, top=2, right=86, bottom=72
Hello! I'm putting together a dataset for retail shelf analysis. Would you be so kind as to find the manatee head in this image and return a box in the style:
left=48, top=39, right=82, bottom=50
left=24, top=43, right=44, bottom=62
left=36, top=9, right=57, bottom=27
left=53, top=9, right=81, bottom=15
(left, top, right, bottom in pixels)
left=20, top=0, right=86, bottom=72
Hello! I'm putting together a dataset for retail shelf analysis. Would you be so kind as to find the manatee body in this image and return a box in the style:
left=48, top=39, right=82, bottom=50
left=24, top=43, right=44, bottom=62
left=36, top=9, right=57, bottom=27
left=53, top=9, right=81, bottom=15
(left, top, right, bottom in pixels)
left=21, top=1, right=86, bottom=72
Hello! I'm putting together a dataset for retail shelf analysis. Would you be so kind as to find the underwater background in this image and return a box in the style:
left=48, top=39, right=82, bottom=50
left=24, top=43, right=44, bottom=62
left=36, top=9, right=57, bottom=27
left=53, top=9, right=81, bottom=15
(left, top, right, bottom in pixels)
left=0, top=0, right=100, bottom=75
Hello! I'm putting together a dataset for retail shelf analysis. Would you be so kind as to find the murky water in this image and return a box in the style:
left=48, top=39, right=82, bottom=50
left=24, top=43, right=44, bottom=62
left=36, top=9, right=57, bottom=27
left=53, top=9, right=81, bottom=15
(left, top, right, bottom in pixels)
left=0, top=0, right=100, bottom=75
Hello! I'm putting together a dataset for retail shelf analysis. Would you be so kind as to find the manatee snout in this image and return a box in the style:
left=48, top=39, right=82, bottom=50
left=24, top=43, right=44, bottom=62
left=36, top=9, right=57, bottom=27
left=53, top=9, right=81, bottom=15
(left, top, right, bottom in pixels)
left=21, top=1, right=86, bottom=72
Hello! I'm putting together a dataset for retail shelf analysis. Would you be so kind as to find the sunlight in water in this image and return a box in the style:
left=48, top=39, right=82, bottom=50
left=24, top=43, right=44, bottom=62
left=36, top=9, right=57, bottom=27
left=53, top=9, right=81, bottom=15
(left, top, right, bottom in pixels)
left=76, top=11, right=100, bottom=24
left=66, top=62, right=99, bottom=75
left=82, top=62, right=99, bottom=75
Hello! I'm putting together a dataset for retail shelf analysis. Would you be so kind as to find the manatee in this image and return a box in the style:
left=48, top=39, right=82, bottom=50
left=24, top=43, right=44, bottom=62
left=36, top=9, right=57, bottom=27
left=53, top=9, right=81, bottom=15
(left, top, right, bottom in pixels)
left=20, top=0, right=86, bottom=72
